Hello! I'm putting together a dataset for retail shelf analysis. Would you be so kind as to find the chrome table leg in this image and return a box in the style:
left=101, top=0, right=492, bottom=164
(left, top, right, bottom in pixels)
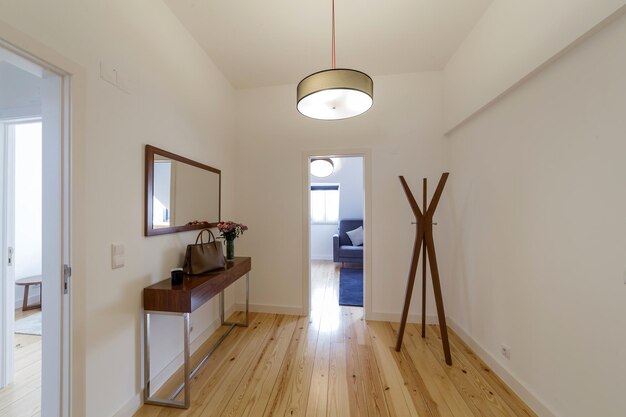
left=143, top=311, right=190, bottom=409
left=143, top=272, right=251, bottom=409
left=221, top=272, right=249, bottom=327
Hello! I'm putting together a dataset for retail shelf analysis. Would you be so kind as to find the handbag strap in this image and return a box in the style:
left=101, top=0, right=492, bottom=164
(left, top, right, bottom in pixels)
left=194, top=228, right=217, bottom=245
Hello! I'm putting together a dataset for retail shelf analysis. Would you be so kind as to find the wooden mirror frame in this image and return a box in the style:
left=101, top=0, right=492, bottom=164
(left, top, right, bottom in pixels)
left=145, top=145, right=221, bottom=236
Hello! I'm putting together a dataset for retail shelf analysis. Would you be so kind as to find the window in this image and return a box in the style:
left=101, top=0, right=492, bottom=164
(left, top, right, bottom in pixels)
left=310, top=184, right=339, bottom=224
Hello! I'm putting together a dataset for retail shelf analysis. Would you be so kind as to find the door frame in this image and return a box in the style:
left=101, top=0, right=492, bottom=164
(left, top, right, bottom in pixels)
left=0, top=121, right=16, bottom=388
left=302, top=149, right=372, bottom=319
left=0, top=22, right=86, bottom=417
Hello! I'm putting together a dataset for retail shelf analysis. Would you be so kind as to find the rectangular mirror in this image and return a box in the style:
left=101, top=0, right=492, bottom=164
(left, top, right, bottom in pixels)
left=145, top=145, right=221, bottom=236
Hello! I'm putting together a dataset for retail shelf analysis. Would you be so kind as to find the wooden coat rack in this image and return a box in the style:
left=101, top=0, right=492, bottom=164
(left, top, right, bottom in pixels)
left=395, top=173, right=452, bottom=366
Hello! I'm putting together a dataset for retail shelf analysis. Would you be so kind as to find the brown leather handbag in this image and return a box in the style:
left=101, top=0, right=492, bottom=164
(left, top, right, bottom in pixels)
left=183, top=229, right=225, bottom=275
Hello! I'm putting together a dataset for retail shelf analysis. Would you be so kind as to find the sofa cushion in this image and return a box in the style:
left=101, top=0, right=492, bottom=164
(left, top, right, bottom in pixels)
left=345, top=226, right=364, bottom=246
left=338, top=219, right=363, bottom=246
left=338, top=245, right=363, bottom=258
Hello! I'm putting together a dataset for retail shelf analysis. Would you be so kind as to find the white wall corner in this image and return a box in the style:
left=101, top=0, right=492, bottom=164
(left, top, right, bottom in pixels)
left=447, top=319, right=560, bottom=417
left=443, top=0, right=626, bottom=133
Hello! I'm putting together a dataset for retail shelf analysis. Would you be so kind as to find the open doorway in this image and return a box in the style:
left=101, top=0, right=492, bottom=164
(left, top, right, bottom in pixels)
left=308, top=156, right=364, bottom=325
left=0, top=43, right=70, bottom=417
left=5, top=119, right=43, bottom=412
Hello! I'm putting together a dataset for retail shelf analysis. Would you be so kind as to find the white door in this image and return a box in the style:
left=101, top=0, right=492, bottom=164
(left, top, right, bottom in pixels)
left=41, top=71, right=66, bottom=417
left=0, top=122, right=6, bottom=389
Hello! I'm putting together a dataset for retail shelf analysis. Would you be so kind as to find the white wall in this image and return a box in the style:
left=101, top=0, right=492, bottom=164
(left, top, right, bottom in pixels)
left=446, top=11, right=626, bottom=417
left=235, top=72, right=450, bottom=319
left=310, top=156, right=363, bottom=260
left=0, top=1, right=236, bottom=416
left=443, top=0, right=626, bottom=132
left=14, top=123, right=42, bottom=306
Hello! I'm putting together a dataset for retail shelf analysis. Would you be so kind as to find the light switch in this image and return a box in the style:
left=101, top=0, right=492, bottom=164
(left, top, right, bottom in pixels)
left=100, top=61, right=117, bottom=86
left=111, top=243, right=125, bottom=269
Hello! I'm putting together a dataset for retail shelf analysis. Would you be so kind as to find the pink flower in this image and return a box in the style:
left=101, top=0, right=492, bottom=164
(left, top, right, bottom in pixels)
left=217, top=220, right=248, bottom=240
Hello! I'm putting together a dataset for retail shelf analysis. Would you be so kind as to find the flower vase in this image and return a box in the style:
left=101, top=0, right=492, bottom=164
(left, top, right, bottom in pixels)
left=226, top=238, right=235, bottom=260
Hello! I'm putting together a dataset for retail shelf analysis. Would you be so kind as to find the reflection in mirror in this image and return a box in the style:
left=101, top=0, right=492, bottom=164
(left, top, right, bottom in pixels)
left=153, top=157, right=172, bottom=228
left=145, top=145, right=221, bottom=236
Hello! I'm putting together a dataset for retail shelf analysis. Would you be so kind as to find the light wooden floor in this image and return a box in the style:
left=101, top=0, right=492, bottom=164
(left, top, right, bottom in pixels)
left=135, top=261, right=536, bottom=417
left=0, top=308, right=42, bottom=417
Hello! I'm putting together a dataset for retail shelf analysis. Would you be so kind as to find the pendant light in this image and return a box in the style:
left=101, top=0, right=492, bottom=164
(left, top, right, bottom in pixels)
left=297, top=0, right=373, bottom=120
left=310, top=158, right=335, bottom=177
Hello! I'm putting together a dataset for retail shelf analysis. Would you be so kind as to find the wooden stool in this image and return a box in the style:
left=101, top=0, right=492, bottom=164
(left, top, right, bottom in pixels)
left=15, top=276, right=42, bottom=311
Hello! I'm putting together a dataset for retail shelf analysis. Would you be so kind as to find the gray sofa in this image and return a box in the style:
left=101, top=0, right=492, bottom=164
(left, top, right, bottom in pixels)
left=333, top=219, right=363, bottom=265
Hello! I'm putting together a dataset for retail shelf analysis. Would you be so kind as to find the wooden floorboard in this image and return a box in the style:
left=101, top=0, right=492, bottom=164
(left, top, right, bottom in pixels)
left=134, top=261, right=537, bottom=417
left=0, top=308, right=41, bottom=417
left=444, top=329, right=536, bottom=417
left=221, top=315, right=299, bottom=417
left=262, top=314, right=319, bottom=417
left=421, top=324, right=516, bottom=417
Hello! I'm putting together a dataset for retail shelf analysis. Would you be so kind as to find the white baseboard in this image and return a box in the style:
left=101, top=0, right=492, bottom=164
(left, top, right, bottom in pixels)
left=366, top=311, right=439, bottom=324
left=311, top=255, right=333, bottom=261
left=113, top=304, right=237, bottom=417
left=112, top=394, right=141, bottom=417
left=234, top=303, right=305, bottom=316
left=447, top=319, right=559, bottom=417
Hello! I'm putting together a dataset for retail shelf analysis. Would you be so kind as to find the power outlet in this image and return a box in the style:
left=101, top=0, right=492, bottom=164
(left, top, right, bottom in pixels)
left=501, top=344, right=511, bottom=359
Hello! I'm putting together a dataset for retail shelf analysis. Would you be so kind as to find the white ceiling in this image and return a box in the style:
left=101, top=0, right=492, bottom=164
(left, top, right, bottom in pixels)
left=164, top=0, right=493, bottom=89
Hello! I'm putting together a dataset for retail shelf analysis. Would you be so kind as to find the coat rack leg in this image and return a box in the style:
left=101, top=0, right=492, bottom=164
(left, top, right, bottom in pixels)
left=425, top=228, right=452, bottom=365
left=421, top=178, right=427, bottom=338
left=395, top=231, right=423, bottom=352
left=421, top=243, right=426, bottom=337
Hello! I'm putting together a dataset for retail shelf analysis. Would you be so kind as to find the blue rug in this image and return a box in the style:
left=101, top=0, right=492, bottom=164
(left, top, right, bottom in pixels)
left=339, top=268, right=363, bottom=307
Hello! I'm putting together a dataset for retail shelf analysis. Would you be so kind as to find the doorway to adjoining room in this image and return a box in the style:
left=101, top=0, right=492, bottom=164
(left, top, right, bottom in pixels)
left=308, top=156, right=364, bottom=329
left=0, top=42, right=70, bottom=417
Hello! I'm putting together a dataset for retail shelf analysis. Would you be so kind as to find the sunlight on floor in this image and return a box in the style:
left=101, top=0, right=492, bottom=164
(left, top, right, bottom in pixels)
left=310, top=260, right=358, bottom=334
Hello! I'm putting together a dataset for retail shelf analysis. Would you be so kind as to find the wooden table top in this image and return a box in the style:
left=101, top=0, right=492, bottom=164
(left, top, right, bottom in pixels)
left=143, top=257, right=251, bottom=313
left=15, top=276, right=42, bottom=285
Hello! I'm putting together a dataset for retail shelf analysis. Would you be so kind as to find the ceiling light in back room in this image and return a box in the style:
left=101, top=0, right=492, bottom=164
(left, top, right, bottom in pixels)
left=310, top=158, right=335, bottom=177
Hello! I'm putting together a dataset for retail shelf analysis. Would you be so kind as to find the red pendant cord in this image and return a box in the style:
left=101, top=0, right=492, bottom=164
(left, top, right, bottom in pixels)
left=331, top=0, right=336, bottom=69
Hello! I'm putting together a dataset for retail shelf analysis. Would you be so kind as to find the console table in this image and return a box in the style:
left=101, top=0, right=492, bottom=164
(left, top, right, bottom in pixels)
left=142, top=256, right=251, bottom=409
